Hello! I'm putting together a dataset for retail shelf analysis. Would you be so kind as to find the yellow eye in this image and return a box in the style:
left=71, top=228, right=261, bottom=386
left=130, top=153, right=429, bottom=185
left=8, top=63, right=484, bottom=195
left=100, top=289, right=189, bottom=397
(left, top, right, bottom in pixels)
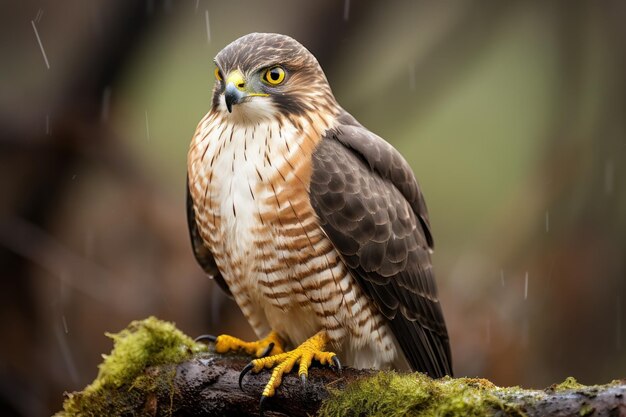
left=263, top=66, right=285, bottom=85
left=214, top=67, right=223, bottom=81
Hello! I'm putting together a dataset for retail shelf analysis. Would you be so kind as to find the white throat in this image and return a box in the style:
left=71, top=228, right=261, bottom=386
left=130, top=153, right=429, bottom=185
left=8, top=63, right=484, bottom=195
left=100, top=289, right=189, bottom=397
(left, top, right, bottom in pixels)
left=218, top=95, right=279, bottom=124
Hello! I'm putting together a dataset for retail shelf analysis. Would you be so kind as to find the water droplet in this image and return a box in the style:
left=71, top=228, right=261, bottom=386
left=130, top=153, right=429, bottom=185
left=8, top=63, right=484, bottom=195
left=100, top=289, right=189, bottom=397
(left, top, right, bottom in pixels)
left=205, top=10, right=211, bottom=43
left=31, top=20, right=50, bottom=69
left=524, top=272, right=528, bottom=300
left=199, top=357, right=215, bottom=366
left=34, top=8, right=43, bottom=23
left=55, top=320, right=79, bottom=384
left=62, top=315, right=69, bottom=334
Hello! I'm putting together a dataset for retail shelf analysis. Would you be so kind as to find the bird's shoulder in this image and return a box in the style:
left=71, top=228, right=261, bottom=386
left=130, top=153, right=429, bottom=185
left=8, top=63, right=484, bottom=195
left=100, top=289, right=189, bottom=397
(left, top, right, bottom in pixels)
left=312, top=110, right=433, bottom=248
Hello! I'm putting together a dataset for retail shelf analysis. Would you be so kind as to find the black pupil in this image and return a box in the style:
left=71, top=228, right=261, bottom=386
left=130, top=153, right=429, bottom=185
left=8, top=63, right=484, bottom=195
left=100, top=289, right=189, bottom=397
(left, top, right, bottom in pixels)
left=270, top=69, right=280, bottom=81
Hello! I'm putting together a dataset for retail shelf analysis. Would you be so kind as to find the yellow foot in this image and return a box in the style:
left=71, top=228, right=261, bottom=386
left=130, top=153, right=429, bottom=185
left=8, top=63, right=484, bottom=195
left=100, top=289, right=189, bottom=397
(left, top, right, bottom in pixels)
left=195, top=331, right=284, bottom=358
left=239, top=331, right=342, bottom=400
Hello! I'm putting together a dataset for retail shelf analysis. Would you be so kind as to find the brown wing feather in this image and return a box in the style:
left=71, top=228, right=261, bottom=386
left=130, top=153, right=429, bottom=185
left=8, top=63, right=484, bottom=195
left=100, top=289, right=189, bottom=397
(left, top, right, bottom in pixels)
left=309, top=112, right=452, bottom=377
left=186, top=177, right=232, bottom=297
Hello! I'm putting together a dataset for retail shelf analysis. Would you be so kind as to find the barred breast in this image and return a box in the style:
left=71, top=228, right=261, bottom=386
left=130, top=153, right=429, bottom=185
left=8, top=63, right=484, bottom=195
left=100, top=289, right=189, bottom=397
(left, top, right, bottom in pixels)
left=187, top=111, right=401, bottom=369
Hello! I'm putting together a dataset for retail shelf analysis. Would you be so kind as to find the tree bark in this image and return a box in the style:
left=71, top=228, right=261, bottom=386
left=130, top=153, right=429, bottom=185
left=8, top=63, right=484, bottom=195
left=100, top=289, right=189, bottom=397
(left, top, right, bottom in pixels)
left=168, top=355, right=367, bottom=417
left=67, top=354, right=625, bottom=417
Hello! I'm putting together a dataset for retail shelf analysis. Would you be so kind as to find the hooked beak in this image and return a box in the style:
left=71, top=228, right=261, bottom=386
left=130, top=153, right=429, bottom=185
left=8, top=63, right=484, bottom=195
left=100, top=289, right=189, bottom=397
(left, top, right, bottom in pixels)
left=222, top=69, right=269, bottom=113
left=224, top=84, right=244, bottom=113
left=224, top=70, right=246, bottom=113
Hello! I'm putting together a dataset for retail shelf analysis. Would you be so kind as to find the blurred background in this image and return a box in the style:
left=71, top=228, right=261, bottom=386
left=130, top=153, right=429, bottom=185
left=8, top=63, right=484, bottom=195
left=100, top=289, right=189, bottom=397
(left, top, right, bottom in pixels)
left=1, top=0, right=625, bottom=415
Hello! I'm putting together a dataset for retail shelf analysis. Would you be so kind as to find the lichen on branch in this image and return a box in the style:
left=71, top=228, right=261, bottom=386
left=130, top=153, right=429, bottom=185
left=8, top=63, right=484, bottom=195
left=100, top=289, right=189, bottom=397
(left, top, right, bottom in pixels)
left=56, top=316, right=207, bottom=416
left=56, top=317, right=626, bottom=417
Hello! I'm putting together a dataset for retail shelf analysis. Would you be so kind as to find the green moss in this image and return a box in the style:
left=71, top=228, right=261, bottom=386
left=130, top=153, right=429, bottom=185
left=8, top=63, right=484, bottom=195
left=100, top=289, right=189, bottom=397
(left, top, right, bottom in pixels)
left=318, top=372, right=525, bottom=417
left=579, top=403, right=595, bottom=416
left=319, top=372, right=433, bottom=417
left=56, top=316, right=207, bottom=417
left=552, top=376, right=586, bottom=392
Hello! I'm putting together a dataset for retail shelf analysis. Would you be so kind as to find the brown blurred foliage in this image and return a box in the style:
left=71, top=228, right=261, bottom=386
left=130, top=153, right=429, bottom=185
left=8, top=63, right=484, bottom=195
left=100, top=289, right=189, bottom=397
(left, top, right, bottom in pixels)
left=0, top=1, right=624, bottom=415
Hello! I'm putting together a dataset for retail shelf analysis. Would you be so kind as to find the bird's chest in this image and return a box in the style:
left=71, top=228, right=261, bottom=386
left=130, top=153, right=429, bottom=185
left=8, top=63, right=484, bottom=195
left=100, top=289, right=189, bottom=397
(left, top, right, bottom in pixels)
left=188, top=115, right=324, bottom=305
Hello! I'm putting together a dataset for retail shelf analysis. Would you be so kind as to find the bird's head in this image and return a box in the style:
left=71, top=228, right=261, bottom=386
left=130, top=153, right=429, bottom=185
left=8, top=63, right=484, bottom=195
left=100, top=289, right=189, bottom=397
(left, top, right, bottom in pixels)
left=211, top=33, right=337, bottom=122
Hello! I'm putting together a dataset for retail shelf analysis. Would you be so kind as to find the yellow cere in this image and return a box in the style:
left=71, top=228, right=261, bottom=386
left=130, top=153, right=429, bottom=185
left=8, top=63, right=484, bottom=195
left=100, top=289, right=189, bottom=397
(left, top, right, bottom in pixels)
left=264, top=66, right=285, bottom=85
left=226, top=69, right=246, bottom=90
left=223, top=69, right=269, bottom=97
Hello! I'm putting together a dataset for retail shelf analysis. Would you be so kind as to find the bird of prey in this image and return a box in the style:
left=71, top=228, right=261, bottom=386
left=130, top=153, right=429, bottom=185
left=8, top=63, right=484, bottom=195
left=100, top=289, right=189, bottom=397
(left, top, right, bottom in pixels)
left=187, top=32, right=452, bottom=408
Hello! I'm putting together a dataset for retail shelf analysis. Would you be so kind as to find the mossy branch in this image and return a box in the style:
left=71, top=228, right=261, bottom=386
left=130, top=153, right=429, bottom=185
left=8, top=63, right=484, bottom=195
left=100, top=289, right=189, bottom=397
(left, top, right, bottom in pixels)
left=56, top=317, right=626, bottom=417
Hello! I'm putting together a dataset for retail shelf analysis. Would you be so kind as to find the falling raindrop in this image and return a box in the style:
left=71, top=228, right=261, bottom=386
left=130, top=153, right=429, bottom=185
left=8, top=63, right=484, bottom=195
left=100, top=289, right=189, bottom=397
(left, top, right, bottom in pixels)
left=524, top=272, right=528, bottom=300
left=62, top=315, right=69, bottom=334
left=545, top=211, right=549, bottom=232
left=195, top=0, right=200, bottom=13
left=145, top=110, right=150, bottom=141
left=343, top=0, right=350, bottom=21
left=34, top=8, right=43, bottom=23
left=408, top=63, right=416, bottom=91
left=205, top=10, right=211, bottom=43
left=101, top=87, right=111, bottom=122
left=31, top=20, right=50, bottom=69
left=605, top=160, right=614, bottom=195
left=54, top=319, right=79, bottom=384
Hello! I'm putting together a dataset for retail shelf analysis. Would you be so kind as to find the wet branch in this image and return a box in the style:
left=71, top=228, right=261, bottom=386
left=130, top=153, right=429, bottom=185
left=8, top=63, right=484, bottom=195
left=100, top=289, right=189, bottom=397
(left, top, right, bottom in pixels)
left=61, top=354, right=626, bottom=417
left=55, top=319, right=626, bottom=416
left=168, top=355, right=365, bottom=417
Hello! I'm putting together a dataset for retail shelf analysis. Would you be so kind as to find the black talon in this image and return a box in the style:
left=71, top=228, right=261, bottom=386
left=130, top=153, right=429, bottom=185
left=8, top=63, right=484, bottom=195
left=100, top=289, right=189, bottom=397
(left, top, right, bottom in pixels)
left=300, top=373, right=307, bottom=387
left=194, top=334, right=217, bottom=343
left=259, top=395, right=268, bottom=417
left=260, top=342, right=275, bottom=357
left=239, top=362, right=254, bottom=390
left=332, top=356, right=342, bottom=375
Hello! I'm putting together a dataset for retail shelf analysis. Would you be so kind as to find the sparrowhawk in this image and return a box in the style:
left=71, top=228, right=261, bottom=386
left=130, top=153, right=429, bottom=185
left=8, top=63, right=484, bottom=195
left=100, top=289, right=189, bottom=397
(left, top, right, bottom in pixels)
left=187, top=32, right=452, bottom=412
